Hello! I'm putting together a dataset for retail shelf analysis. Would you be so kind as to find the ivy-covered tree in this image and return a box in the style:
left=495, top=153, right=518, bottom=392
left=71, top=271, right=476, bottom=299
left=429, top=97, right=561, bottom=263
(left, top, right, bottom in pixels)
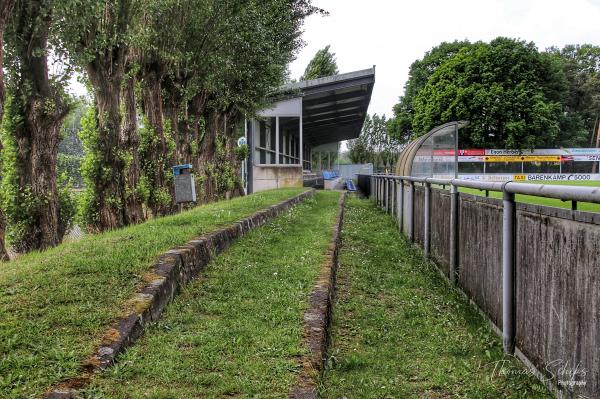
left=54, top=0, right=145, bottom=231
left=412, top=38, right=566, bottom=149
left=301, top=45, right=338, bottom=80
left=388, top=40, right=471, bottom=141
left=0, top=0, right=16, bottom=260
left=2, top=0, right=74, bottom=252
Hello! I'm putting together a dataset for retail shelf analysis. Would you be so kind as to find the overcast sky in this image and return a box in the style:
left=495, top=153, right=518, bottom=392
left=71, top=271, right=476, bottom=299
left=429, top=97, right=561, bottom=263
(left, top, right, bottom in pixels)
left=288, top=0, right=600, bottom=118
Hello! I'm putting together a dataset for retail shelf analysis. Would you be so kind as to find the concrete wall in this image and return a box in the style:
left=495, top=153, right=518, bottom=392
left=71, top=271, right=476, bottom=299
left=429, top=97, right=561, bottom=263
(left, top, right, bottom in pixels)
left=252, top=165, right=303, bottom=192
left=440, top=194, right=598, bottom=398
left=365, top=176, right=599, bottom=398
left=514, top=205, right=600, bottom=397
left=458, top=194, right=503, bottom=327
left=337, top=164, right=374, bottom=180
left=430, top=188, right=451, bottom=275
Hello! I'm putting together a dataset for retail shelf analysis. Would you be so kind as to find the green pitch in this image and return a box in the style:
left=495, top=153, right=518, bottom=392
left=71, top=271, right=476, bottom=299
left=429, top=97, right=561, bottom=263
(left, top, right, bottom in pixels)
left=459, top=180, right=600, bottom=212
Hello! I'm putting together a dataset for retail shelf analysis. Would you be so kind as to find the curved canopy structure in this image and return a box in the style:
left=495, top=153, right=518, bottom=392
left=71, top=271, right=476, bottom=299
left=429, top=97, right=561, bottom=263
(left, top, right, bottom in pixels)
left=395, top=121, right=469, bottom=177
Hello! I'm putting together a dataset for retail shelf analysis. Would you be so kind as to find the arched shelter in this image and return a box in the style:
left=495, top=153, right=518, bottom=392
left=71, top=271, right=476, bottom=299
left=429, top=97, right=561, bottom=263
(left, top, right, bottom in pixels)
left=395, top=121, right=469, bottom=178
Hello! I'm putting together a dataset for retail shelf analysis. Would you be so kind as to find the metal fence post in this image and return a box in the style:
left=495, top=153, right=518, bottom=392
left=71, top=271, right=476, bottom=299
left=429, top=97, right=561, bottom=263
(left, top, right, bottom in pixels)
left=380, top=176, right=383, bottom=209
left=449, top=183, right=459, bottom=284
left=408, top=180, right=415, bottom=242
left=397, top=179, right=404, bottom=232
left=502, top=189, right=516, bottom=354
left=385, top=177, right=389, bottom=212
left=388, top=178, right=393, bottom=214
left=381, top=177, right=387, bottom=211
left=391, top=178, right=396, bottom=217
left=424, top=181, right=431, bottom=257
left=370, top=176, right=374, bottom=201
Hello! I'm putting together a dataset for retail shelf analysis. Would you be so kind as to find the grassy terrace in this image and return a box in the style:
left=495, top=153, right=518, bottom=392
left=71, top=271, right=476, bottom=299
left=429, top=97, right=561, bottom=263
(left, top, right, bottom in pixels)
left=458, top=180, right=600, bottom=212
left=321, top=197, right=551, bottom=398
left=82, top=191, right=340, bottom=398
left=0, top=188, right=306, bottom=399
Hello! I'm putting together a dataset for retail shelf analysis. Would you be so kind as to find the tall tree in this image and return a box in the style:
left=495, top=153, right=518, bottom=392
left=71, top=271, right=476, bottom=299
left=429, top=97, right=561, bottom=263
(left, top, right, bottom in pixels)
left=301, top=45, right=338, bottom=80
left=388, top=40, right=471, bottom=140
left=0, top=0, right=16, bottom=260
left=411, top=38, right=566, bottom=149
left=2, top=0, right=72, bottom=252
left=547, top=44, right=600, bottom=147
left=55, top=0, right=144, bottom=231
left=348, top=114, right=403, bottom=172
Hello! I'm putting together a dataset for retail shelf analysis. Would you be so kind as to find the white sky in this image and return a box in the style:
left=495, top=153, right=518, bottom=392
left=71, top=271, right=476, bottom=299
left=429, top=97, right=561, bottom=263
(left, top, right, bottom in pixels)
left=289, top=0, right=600, bottom=118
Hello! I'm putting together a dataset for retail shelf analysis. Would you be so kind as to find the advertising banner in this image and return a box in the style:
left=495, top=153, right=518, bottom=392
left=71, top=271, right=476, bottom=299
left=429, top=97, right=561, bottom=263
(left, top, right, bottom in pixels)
left=483, top=155, right=561, bottom=163
left=435, top=173, right=600, bottom=182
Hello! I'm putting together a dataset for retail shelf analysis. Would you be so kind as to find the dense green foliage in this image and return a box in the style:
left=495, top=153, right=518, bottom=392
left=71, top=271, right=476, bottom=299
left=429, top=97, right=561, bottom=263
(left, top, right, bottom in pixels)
left=548, top=44, right=600, bottom=147
left=301, top=45, right=339, bottom=80
left=347, top=114, right=402, bottom=172
left=0, top=188, right=306, bottom=398
left=388, top=40, right=470, bottom=142
left=49, top=0, right=322, bottom=229
left=389, top=38, right=599, bottom=150
left=321, top=197, right=551, bottom=397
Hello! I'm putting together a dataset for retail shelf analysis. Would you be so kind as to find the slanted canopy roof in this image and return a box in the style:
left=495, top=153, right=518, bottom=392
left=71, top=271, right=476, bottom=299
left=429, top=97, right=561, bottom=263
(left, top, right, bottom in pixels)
left=277, top=67, right=375, bottom=146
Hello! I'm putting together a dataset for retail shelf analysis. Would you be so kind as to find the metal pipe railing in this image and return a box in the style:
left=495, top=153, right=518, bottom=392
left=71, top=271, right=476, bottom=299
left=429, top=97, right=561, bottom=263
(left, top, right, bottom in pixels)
left=369, top=173, right=600, bottom=357
left=371, top=174, right=600, bottom=204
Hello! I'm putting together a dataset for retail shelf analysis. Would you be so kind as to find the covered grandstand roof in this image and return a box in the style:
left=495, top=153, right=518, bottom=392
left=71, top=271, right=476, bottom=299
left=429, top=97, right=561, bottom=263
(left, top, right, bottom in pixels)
left=277, top=67, right=375, bottom=146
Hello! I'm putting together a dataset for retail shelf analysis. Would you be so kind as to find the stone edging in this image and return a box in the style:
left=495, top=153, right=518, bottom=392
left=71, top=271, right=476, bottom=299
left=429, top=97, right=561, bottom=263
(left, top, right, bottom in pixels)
left=289, top=192, right=347, bottom=399
left=43, top=189, right=316, bottom=399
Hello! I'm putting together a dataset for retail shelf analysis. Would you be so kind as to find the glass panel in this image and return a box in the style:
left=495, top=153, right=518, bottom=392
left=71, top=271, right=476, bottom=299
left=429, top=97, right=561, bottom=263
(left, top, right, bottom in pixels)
left=411, top=123, right=465, bottom=178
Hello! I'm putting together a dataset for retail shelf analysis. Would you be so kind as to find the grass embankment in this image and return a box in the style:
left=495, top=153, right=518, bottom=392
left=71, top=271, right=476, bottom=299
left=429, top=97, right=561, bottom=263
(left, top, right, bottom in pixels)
left=82, top=191, right=341, bottom=398
left=321, top=197, right=551, bottom=398
left=459, top=180, right=600, bottom=212
left=0, top=188, right=306, bottom=399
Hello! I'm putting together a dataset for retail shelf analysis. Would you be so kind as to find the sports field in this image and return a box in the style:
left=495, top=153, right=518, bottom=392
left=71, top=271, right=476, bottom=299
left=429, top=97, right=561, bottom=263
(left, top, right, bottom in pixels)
left=458, top=180, right=600, bottom=212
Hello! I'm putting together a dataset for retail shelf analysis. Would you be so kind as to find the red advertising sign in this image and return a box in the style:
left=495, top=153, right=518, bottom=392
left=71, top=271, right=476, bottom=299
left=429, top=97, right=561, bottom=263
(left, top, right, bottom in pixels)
left=432, top=149, right=485, bottom=156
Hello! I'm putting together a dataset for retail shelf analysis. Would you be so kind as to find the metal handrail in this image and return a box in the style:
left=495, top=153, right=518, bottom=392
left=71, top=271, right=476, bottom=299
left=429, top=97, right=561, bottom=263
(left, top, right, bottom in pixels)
left=371, top=174, right=600, bottom=204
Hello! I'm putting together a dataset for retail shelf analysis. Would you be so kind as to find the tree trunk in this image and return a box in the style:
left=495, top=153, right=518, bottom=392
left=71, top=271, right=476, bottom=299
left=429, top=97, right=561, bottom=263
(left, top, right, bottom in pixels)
left=121, top=74, right=145, bottom=224
left=196, top=111, right=220, bottom=203
left=593, top=117, right=600, bottom=174
left=195, top=110, right=244, bottom=203
left=0, top=0, right=16, bottom=260
left=6, top=0, right=70, bottom=252
left=79, top=0, right=139, bottom=231
left=141, top=67, right=172, bottom=216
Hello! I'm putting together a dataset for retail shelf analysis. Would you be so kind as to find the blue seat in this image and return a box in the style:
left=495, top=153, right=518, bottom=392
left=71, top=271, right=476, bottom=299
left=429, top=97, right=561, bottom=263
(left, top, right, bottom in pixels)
left=346, top=179, right=356, bottom=192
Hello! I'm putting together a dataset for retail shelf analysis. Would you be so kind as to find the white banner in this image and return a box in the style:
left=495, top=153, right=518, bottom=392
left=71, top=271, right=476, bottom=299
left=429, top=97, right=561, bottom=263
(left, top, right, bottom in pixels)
left=438, top=173, right=600, bottom=182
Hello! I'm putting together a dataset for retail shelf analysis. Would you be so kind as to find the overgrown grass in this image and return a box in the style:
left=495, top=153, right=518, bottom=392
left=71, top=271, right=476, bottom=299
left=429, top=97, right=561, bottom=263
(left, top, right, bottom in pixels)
left=321, top=196, right=551, bottom=398
left=0, top=188, right=306, bottom=399
left=81, top=191, right=341, bottom=398
left=458, top=180, right=600, bottom=212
